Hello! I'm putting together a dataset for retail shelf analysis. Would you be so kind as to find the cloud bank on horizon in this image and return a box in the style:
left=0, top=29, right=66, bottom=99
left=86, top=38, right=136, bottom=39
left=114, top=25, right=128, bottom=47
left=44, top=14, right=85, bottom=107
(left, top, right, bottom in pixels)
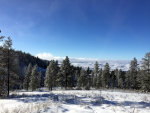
left=36, top=52, right=131, bottom=71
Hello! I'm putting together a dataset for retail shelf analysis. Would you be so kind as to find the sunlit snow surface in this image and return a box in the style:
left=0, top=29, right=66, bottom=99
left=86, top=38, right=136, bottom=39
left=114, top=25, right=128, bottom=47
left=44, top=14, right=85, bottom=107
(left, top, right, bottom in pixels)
left=0, top=89, right=150, bottom=113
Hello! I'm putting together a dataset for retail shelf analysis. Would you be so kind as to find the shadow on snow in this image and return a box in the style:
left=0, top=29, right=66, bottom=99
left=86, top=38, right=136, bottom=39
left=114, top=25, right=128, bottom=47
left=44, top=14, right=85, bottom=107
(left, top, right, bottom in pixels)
left=9, top=92, right=150, bottom=108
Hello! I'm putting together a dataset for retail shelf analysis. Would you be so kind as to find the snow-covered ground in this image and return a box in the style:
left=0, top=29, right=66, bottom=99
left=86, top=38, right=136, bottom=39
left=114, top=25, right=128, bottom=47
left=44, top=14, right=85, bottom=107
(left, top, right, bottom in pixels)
left=0, top=89, right=150, bottom=113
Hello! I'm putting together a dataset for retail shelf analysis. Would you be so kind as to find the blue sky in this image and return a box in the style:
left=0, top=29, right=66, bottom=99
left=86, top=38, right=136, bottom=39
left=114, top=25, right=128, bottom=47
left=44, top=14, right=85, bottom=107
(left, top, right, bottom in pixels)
left=0, top=0, right=150, bottom=60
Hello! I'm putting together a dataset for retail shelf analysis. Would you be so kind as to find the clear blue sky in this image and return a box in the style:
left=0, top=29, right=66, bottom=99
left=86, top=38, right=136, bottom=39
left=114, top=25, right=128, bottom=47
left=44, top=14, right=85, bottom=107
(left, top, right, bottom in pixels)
left=0, top=0, right=150, bottom=60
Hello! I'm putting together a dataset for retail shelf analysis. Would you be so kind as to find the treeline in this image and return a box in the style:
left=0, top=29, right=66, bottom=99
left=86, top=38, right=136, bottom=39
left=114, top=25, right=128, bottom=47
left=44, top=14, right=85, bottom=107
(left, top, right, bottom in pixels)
left=0, top=31, right=150, bottom=98
left=23, top=54, right=150, bottom=93
left=0, top=31, right=49, bottom=97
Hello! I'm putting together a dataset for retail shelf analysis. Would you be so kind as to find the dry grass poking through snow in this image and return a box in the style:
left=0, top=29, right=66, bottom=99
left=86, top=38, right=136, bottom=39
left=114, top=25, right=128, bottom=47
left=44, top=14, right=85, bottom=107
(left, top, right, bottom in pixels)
left=0, top=89, right=150, bottom=113
left=0, top=99, right=53, bottom=113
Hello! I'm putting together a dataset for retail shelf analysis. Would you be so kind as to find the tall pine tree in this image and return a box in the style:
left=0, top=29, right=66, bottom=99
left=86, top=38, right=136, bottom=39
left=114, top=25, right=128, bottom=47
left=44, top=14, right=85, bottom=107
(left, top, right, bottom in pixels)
left=44, top=60, right=58, bottom=90
left=2, top=37, right=13, bottom=97
left=102, top=63, right=110, bottom=88
left=141, top=52, right=150, bottom=91
left=60, top=56, right=71, bottom=89
left=0, top=31, right=6, bottom=97
left=129, top=58, right=138, bottom=89
left=93, top=61, right=99, bottom=88
left=29, top=65, right=39, bottom=91
left=23, top=63, right=32, bottom=90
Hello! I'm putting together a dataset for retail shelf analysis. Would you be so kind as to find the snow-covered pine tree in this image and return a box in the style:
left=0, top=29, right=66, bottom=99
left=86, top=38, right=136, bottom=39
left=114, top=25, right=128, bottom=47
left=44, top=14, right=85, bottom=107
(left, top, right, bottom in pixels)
left=91, top=71, right=95, bottom=87
left=77, top=68, right=87, bottom=89
left=125, top=70, right=130, bottom=89
left=86, top=67, right=91, bottom=90
left=141, top=52, right=150, bottom=92
left=93, top=61, right=99, bottom=88
left=37, top=71, right=42, bottom=88
left=96, top=68, right=102, bottom=89
left=110, top=70, right=116, bottom=88
left=94, top=61, right=99, bottom=77
left=53, top=60, right=59, bottom=87
left=29, top=65, right=39, bottom=91
left=23, top=63, right=32, bottom=90
left=102, top=63, right=110, bottom=88
left=2, top=37, right=13, bottom=97
left=115, top=69, right=124, bottom=89
left=129, top=58, right=138, bottom=89
left=44, top=60, right=58, bottom=91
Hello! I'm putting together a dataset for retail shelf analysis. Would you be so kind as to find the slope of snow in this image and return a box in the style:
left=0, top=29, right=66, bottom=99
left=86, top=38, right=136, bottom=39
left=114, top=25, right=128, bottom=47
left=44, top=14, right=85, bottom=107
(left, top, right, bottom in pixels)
left=0, top=89, right=149, bottom=113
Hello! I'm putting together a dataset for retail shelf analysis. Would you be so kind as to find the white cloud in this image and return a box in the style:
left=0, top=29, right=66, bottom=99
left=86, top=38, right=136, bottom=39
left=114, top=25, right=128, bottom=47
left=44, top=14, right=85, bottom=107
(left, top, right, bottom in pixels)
left=36, top=52, right=64, bottom=61
left=36, top=52, right=101, bottom=62
left=36, top=52, right=132, bottom=71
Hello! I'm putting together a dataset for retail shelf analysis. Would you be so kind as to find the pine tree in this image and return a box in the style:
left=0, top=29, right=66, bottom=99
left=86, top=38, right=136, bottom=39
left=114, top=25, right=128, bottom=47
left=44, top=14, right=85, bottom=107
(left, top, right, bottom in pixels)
left=91, top=71, right=95, bottom=87
left=86, top=67, right=91, bottom=90
left=75, top=69, right=80, bottom=87
left=93, top=61, right=99, bottom=88
left=44, top=60, right=58, bottom=90
left=37, top=71, right=42, bottom=88
left=96, top=68, right=102, bottom=88
left=0, top=31, right=6, bottom=97
left=94, top=61, right=99, bottom=77
left=29, top=65, right=39, bottom=91
left=60, top=56, right=71, bottom=89
left=136, top=69, right=142, bottom=90
left=129, top=58, right=138, bottom=89
left=2, top=37, right=13, bottom=97
left=57, top=71, right=64, bottom=88
left=110, top=70, right=115, bottom=88
left=0, top=69, right=7, bottom=97
left=115, top=69, right=124, bottom=89
left=125, top=70, right=130, bottom=89
left=77, top=68, right=87, bottom=89
left=102, top=63, right=110, bottom=88
left=0, top=35, right=20, bottom=97
left=9, top=57, right=20, bottom=90
left=23, top=63, right=32, bottom=90
left=53, top=60, right=59, bottom=87
left=141, top=52, right=150, bottom=92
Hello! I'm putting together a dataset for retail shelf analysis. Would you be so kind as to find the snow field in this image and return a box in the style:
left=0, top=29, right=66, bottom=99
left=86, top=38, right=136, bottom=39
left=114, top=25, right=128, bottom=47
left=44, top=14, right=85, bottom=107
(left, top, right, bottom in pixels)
left=0, top=89, right=149, bottom=113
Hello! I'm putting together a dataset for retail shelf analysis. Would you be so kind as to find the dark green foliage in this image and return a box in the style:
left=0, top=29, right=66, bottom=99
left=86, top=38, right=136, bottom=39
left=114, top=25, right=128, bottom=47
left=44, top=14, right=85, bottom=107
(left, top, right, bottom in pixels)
left=1, top=37, right=20, bottom=96
left=96, top=68, right=102, bottom=88
left=141, top=52, right=150, bottom=92
left=93, top=61, right=99, bottom=88
left=129, top=58, right=139, bottom=89
left=44, top=60, right=58, bottom=90
left=102, top=63, right=110, bottom=88
left=125, top=71, right=130, bottom=89
left=94, top=61, right=99, bottom=77
left=77, top=68, right=88, bottom=89
left=29, top=65, right=39, bottom=91
left=86, top=67, right=91, bottom=90
left=23, top=63, right=32, bottom=90
left=0, top=31, right=6, bottom=97
left=59, top=56, right=72, bottom=89
left=110, top=70, right=115, bottom=88
left=115, top=69, right=125, bottom=89
left=38, top=71, right=42, bottom=88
